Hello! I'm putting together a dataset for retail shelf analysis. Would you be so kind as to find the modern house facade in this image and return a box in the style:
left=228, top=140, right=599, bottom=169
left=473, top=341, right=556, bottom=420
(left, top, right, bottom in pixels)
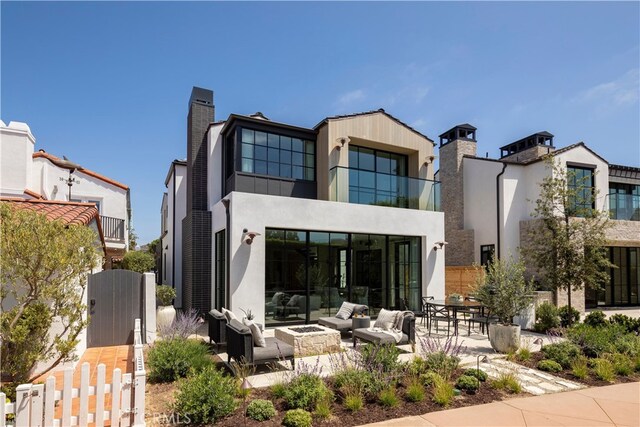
left=0, top=120, right=131, bottom=267
left=438, top=124, right=640, bottom=311
left=162, top=87, right=445, bottom=325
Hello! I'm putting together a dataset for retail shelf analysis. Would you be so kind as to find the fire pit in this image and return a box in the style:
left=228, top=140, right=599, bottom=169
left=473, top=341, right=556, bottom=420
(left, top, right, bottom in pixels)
left=274, top=324, right=341, bottom=356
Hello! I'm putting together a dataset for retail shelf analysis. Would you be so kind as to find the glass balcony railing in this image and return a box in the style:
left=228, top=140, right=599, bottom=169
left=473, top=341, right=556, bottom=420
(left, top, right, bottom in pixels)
left=330, top=166, right=440, bottom=212
left=608, top=193, right=640, bottom=221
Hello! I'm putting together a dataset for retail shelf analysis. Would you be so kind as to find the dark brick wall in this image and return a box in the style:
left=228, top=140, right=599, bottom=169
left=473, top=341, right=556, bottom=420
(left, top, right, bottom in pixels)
left=183, top=87, right=215, bottom=313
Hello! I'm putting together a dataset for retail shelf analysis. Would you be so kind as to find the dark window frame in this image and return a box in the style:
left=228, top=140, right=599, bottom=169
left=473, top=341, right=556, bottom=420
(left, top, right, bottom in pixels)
left=567, top=165, right=595, bottom=217
left=480, top=244, right=495, bottom=266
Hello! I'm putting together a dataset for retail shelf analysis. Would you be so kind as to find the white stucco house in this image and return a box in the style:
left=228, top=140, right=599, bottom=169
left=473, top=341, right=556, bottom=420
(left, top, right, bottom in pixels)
left=162, top=87, right=445, bottom=325
left=438, top=124, right=640, bottom=311
left=0, top=120, right=131, bottom=267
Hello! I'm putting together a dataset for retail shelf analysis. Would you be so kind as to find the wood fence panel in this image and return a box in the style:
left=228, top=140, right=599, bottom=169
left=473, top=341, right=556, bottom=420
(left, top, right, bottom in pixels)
left=29, top=384, right=44, bottom=427
left=120, top=373, right=132, bottom=427
left=95, top=364, right=106, bottom=427
left=0, top=392, right=6, bottom=427
left=445, top=266, right=483, bottom=297
left=110, top=368, right=122, bottom=427
left=44, top=376, right=56, bottom=426
left=79, top=363, right=90, bottom=426
left=15, top=384, right=31, bottom=427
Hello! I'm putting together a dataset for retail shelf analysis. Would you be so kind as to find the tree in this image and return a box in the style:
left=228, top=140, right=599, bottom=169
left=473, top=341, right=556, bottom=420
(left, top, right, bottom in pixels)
left=0, top=203, right=99, bottom=384
left=523, top=159, right=613, bottom=311
left=122, top=250, right=155, bottom=273
left=147, top=238, right=161, bottom=255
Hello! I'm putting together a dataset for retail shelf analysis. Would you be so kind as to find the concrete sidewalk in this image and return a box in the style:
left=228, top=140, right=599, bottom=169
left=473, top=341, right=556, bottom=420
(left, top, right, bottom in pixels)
left=361, top=382, right=639, bottom=427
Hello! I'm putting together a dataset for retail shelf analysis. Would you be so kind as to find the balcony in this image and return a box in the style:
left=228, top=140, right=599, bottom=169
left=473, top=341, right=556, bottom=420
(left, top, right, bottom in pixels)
left=101, top=215, right=126, bottom=242
left=608, top=193, right=640, bottom=221
left=330, top=166, right=440, bottom=212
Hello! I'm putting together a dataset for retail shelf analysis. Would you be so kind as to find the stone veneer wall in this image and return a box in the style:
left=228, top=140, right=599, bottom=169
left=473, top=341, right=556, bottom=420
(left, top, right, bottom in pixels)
left=606, top=220, right=640, bottom=246
left=501, top=145, right=553, bottom=163
left=439, top=139, right=477, bottom=266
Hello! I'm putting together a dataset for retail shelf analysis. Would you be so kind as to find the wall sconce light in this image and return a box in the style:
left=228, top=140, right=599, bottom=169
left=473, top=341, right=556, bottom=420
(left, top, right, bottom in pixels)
left=433, top=240, right=448, bottom=251
left=336, top=137, right=350, bottom=151
left=424, top=155, right=437, bottom=167
left=242, top=228, right=261, bottom=245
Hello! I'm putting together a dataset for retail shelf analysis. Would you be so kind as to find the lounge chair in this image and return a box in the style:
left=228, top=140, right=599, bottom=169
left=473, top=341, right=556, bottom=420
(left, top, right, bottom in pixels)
left=207, top=309, right=227, bottom=347
left=225, top=319, right=295, bottom=368
left=318, top=303, right=369, bottom=332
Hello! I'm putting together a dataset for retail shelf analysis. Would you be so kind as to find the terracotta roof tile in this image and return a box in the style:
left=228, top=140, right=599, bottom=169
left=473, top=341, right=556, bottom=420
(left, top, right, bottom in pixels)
left=33, top=151, right=129, bottom=190
left=1, top=197, right=99, bottom=226
left=24, top=189, right=44, bottom=199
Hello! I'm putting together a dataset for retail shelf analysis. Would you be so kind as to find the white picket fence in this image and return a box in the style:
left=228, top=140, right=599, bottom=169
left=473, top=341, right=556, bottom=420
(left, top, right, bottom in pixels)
left=1, top=319, right=146, bottom=427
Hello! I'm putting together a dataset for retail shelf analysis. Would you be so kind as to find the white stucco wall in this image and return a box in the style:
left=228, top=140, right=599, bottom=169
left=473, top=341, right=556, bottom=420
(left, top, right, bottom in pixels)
left=0, top=121, right=36, bottom=197
left=213, top=191, right=445, bottom=324
left=164, top=164, right=187, bottom=308
left=207, top=123, right=224, bottom=208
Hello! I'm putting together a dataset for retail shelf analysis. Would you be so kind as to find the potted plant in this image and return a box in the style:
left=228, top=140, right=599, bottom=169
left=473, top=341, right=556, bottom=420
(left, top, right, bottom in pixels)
left=156, top=285, right=177, bottom=330
left=448, top=293, right=464, bottom=302
left=474, top=256, right=534, bottom=353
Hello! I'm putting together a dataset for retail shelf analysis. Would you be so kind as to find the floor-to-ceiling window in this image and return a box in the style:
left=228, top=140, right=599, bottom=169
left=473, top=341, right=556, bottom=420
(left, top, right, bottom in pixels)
left=265, top=228, right=422, bottom=325
left=567, top=165, right=595, bottom=217
left=587, top=247, right=640, bottom=307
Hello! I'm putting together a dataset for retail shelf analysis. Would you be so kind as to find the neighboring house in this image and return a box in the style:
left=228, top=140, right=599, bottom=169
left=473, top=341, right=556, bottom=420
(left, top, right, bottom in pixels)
left=160, top=159, right=187, bottom=308
left=0, top=120, right=131, bottom=268
left=438, top=124, right=640, bottom=311
left=0, top=197, right=105, bottom=370
left=163, top=87, right=445, bottom=325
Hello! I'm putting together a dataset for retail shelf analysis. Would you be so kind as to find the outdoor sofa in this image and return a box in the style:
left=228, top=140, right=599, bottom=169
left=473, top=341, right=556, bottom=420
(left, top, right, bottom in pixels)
left=352, top=312, right=415, bottom=347
left=225, top=319, right=295, bottom=368
left=318, top=303, right=369, bottom=332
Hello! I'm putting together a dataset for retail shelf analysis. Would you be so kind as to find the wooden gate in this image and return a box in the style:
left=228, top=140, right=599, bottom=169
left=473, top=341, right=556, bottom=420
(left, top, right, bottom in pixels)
left=87, top=270, right=143, bottom=347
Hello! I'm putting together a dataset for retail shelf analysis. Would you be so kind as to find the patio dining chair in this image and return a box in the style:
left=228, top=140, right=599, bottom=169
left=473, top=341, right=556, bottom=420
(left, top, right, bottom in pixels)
left=427, top=303, right=456, bottom=336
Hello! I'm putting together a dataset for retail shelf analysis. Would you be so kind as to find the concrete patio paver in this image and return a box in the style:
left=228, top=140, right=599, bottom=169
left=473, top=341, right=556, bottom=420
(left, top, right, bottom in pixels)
left=359, top=382, right=640, bottom=427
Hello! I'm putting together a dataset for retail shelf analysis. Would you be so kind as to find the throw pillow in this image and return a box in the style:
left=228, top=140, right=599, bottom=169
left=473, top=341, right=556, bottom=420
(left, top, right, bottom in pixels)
left=394, top=311, right=405, bottom=331
left=374, top=308, right=400, bottom=330
left=221, top=307, right=237, bottom=322
left=272, top=292, right=284, bottom=305
left=335, top=302, right=356, bottom=320
left=287, top=295, right=300, bottom=307
left=243, top=318, right=266, bottom=347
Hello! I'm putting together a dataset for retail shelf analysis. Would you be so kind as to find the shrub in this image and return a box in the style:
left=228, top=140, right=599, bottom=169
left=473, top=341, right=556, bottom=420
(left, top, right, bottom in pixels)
left=173, top=366, right=237, bottom=424
left=361, top=343, right=401, bottom=373
left=516, top=347, right=532, bottom=362
left=404, top=378, right=425, bottom=402
left=463, top=368, right=488, bottom=382
left=571, top=356, right=589, bottom=380
left=246, top=399, right=277, bottom=421
left=566, top=324, right=626, bottom=358
left=592, top=358, right=615, bottom=382
left=534, top=302, right=560, bottom=333
left=492, top=372, right=522, bottom=394
left=156, top=285, right=177, bottom=306
left=378, top=387, right=399, bottom=407
left=431, top=374, right=455, bottom=407
left=157, top=308, right=201, bottom=339
left=282, top=409, right=313, bottom=427
left=584, top=310, right=607, bottom=327
left=455, top=375, right=480, bottom=392
left=634, top=355, right=640, bottom=372
left=558, top=305, right=581, bottom=328
left=423, top=351, right=460, bottom=380
left=343, top=393, right=363, bottom=412
left=283, top=374, right=332, bottom=411
left=333, top=368, right=378, bottom=398
left=609, top=314, right=640, bottom=334
left=537, top=359, right=562, bottom=373
left=541, top=342, right=581, bottom=368
left=147, top=338, right=212, bottom=382
left=606, top=353, right=634, bottom=376
left=122, top=250, right=155, bottom=274
left=407, top=356, right=428, bottom=376
left=271, top=382, right=286, bottom=399
left=615, top=334, right=640, bottom=357
left=420, top=371, right=440, bottom=386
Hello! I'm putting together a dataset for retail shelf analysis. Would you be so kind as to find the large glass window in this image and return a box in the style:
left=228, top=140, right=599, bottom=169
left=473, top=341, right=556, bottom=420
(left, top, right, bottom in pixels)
left=265, top=228, right=422, bottom=326
left=240, top=128, right=315, bottom=181
left=567, top=165, right=595, bottom=216
left=348, top=145, right=409, bottom=208
left=609, top=183, right=640, bottom=221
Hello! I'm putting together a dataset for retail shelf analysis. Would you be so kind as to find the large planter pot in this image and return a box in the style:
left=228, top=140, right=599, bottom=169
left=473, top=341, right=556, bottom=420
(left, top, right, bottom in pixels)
left=488, top=323, right=521, bottom=353
left=157, top=305, right=176, bottom=330
left=514, top=302, right=536, bottom=330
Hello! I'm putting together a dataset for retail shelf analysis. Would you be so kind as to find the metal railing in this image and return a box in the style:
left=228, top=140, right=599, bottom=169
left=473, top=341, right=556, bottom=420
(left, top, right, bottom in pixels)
left=330, top=166, right=441, bottom=211
left=607, top=193, right=640, bottom=221
left=101, top=215, right=126, bottom=242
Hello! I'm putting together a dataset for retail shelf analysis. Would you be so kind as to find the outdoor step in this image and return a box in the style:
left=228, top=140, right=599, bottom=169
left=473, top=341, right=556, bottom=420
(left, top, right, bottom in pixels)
left=523, top=385, right=546, bottom=395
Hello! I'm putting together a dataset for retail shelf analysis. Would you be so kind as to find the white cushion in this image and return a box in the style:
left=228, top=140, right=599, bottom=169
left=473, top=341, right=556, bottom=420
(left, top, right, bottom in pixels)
left=335, top=302, right=356, bottom=320
left=374, top=308, right=400, bottom=330
left=221, top=307, right=237, bottom=322
left=243, top=318, right=266, bottom=347
left=272, top=292, right=284, bottom=305
left=287, top=295, right=300, bottom=307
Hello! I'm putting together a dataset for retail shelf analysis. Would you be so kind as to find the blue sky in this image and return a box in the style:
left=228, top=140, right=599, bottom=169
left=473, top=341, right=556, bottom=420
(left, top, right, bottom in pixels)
left=2, top=2, right=639, bottom=245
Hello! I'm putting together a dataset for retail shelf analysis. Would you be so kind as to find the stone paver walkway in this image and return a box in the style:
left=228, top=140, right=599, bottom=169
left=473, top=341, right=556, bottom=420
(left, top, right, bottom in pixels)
left=361, top=382, right=640, bottom=427
left=477, top=358, right=584, bottom=396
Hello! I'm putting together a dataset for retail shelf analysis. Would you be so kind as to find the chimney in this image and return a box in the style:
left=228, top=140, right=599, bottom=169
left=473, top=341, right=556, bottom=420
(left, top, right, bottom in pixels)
left=438, top=124, right=477, bottom=266
left=499, top=131, right=554, bottom=163
left=183, top=87, right=214, bottom=313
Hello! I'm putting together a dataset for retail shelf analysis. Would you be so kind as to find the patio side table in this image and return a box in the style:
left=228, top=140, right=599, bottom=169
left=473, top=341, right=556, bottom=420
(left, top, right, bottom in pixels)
left=352, top=315, right=371, bottom=331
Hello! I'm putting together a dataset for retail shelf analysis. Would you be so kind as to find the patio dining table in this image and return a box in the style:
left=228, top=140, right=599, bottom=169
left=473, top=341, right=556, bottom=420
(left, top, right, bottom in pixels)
left=425, top=299, right=485, bottom=335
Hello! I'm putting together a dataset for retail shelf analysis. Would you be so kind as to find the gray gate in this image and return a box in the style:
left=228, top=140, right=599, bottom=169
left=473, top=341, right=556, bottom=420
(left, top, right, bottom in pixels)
left=87, top=269, right=143, bottom=347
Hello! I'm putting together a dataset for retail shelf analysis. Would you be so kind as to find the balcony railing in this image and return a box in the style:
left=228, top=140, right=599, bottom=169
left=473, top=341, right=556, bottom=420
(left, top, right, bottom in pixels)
left=330, top=166, right=440, bottom=212
left=101, top=215, right=126, bottom=242
left=608, top=193, right=640, bottom=221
